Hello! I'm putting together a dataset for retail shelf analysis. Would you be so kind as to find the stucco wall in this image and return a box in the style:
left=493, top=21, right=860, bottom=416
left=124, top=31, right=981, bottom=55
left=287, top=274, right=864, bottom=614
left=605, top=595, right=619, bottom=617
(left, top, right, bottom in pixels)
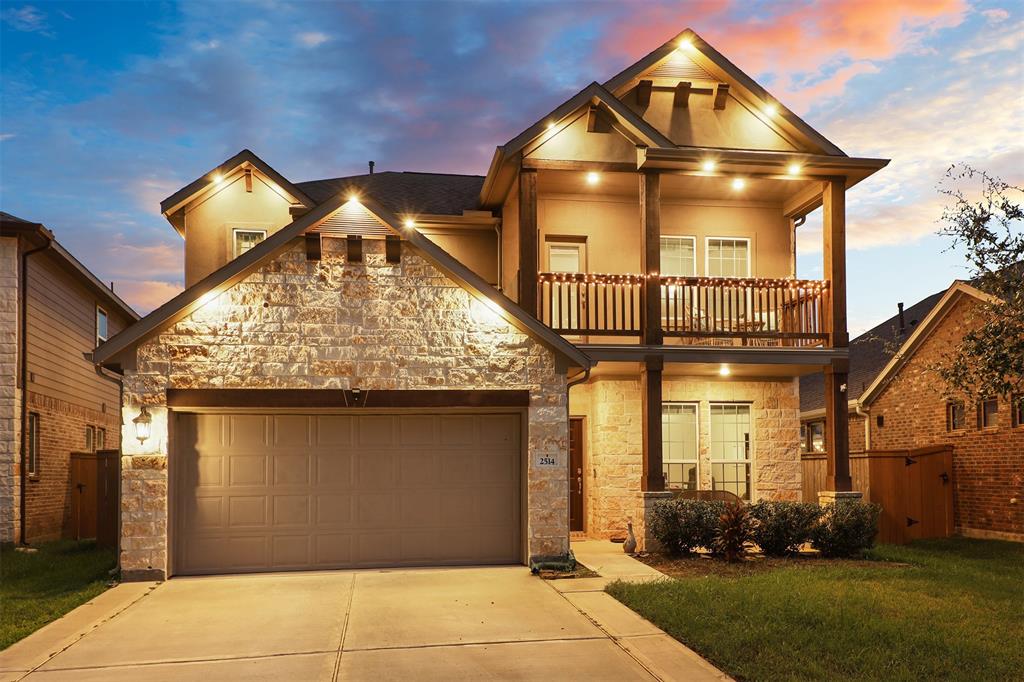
left=120, top=238, right=569, bottom=577
left=569, top=374, right=802, bottom=546
left=0, top=237, right=20, bottom=543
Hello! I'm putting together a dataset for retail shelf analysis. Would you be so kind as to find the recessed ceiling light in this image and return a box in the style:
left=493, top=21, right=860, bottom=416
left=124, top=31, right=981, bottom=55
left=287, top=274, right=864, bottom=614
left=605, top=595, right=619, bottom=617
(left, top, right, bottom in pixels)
left=586, top=171, right=600, bottom=186
left=719, top=364, right=731, bottom=377
left=546, top=122, right=556, bottom=131
left=678, top=38, right=694, bottom=51
left=403, top=218, right=415, bottom=228
left=731, top=178, right=746, bottom=190
left=347, top=193, right=360, bottom=202
left=765, top=103, right=778, bottom=116
left=213, top=173, right=224, bottom=184
left=701, top=160, right=716, bottom=172
left=787, top=163, right=802, bottom=176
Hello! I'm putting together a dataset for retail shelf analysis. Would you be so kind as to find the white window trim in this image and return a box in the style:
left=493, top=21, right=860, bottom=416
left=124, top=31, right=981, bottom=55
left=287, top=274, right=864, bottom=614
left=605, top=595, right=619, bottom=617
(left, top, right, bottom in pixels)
left=232, top=228, right=268, bottom=259
left=704, top=236, right=752, bottom=278
left=95, top=305, right=108, bottom=345
left=662, top=402, right=699, bottom=490
left=708, top=402, right=754, bottom=500
left=659, top=235, right=697, bottom=277
left=545, top=239, right=587, bottom=273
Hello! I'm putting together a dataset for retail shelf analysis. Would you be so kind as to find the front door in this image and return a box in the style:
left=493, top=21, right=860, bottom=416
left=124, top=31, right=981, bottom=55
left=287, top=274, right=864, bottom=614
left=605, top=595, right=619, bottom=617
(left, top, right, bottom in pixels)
left=569, top=417, right=584, bottom=532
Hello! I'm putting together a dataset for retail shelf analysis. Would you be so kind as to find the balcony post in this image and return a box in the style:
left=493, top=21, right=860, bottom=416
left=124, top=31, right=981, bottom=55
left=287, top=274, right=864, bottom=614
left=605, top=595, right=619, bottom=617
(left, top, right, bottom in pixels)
left=518, top=168, right=538, bottom=316
left=641, top=355, right=664, bottom=492
left=640, top=171, right=663, bottom=345
left=822, top=177, right=852, bottom=493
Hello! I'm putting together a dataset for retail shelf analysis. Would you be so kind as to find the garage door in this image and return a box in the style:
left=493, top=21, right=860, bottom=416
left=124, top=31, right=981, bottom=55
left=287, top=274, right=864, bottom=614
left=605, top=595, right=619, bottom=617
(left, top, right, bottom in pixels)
left=173, top=412, right=521, bottom=575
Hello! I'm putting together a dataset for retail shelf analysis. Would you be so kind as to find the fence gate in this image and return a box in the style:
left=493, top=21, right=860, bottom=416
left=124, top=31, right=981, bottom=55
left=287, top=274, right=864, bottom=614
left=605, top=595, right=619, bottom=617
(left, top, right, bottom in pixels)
left=904, top=446, right=955, bottom=542
left=68, top=449, right=120, bottom=547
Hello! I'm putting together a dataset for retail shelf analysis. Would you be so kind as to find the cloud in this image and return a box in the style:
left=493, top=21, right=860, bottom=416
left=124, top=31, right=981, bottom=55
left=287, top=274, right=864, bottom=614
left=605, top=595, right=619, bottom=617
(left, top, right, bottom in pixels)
left=297, top=31, right=330, bottom=48
left=981, top=8, right=1010, bottom=23
left=1, top=5, right=50, bottom=35
left=114, top=279, right=184, bottom=314
left=952, top=20, right=1022, bottom=60
left=0, top=133, right=14, bottom=142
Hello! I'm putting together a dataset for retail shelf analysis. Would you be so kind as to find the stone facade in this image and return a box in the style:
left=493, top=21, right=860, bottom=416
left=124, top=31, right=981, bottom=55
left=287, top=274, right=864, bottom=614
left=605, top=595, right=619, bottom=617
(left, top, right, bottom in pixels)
left=120, top=238, right=569, bottom=577
left=0, top=237, right=19, bottom=543
left=569, top=374, right=802, bottom=548
left=863, top=295, right=1024, bottom=541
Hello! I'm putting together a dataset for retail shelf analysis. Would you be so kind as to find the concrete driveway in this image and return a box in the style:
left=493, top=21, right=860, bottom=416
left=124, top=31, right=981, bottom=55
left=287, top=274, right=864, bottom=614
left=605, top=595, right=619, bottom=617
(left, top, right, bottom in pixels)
left=1, top=566, right=726, bottom=681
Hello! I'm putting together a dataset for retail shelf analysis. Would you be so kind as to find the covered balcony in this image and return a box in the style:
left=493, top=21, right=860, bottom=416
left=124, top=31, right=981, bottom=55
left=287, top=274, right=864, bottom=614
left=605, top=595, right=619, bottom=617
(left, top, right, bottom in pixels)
left=538, top=272, right=830, bottom=347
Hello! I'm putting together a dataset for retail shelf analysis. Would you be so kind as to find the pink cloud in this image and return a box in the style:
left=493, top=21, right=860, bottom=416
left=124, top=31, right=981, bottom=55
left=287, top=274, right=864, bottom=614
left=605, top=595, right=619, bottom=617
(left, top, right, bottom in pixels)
left=114, top=279, right=183, bottom=314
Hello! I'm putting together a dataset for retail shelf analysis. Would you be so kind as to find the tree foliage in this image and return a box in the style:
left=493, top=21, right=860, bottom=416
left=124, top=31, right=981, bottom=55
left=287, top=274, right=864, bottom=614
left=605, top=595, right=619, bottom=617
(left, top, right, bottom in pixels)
left=936, top=164, right=1024, bottom=400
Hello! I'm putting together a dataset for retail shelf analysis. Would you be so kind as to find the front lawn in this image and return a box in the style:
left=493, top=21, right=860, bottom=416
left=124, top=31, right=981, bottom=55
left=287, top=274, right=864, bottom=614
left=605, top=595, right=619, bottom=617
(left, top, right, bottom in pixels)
left=607, top=538, right=1024, bottom=681
left=1, top=540, right=116, bottom=650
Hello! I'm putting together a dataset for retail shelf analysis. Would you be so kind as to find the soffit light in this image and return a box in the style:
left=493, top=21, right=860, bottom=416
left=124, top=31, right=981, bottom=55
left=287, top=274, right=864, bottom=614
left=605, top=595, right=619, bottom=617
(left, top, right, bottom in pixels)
left=403, top=218, right=416, bottom=228
left=213, top=173, right=224, bottom=185
left=133, top=406, right=152, bottom=444
left=678, top=38, right=695, bottom=51
left=586, top=172, right=600, bottom=186
left=546, top=122, right=556, bottom=131
left=764, top=103, right=778, bottom=116
left=701, top=160, right=716, bottom=172
left=787, top=163, right=802, bottom=176
left=719, top=365, right=731, bottom=377
left=731, top=178, right=746, bottom=191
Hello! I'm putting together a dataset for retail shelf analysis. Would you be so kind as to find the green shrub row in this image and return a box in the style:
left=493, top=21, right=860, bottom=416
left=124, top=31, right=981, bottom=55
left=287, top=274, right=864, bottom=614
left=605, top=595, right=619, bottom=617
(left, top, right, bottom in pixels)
left=648, top=498, right=881, bottom=559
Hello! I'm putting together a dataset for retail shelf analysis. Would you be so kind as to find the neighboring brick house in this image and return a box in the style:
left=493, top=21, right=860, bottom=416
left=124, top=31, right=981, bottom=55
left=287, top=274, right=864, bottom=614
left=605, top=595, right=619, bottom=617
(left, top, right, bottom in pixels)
left=93, top=28, right=889, bottom=579
left=0, top=212, right=138, bottom=544
left=802, top=281, right=1024, bottom=541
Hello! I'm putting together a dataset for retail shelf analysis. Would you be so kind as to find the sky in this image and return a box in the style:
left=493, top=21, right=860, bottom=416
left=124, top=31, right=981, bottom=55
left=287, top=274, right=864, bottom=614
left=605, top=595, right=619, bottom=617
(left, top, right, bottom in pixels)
left=1, top=0, right=1021, bottom=335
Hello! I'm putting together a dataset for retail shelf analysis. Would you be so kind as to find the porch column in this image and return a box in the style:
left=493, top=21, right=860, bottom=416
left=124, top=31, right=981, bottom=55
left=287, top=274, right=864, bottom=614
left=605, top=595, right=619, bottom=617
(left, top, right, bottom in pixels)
left=518, top=169, right=539, bottom=316
left=823, top=177, right=851, bottom=491
left=640, top=171, right=663, bottom=345
left=641, top=355, right=664, bottom=492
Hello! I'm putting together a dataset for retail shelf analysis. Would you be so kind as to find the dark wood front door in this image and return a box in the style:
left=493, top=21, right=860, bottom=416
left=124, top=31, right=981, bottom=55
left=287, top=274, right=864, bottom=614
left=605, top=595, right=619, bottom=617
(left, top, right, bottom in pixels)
left=569, top=417, right=584, bottom=532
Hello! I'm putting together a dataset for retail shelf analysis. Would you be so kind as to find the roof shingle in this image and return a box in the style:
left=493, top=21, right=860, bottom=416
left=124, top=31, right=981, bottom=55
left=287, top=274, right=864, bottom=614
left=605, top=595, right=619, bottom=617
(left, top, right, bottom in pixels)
left=296, top=171, right=485, bottom=218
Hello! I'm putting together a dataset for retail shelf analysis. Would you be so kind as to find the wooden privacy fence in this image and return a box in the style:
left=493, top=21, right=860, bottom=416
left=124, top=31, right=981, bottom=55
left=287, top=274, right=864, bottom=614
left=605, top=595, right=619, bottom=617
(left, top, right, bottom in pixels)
left=802, top=445, right=954, bottom=545
left=68, top=449, right=120, bottom=548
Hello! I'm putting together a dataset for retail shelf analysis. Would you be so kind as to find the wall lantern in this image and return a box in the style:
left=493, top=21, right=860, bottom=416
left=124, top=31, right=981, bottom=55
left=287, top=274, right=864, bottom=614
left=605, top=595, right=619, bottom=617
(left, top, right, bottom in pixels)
left=133, top=406, right=152, bottom=444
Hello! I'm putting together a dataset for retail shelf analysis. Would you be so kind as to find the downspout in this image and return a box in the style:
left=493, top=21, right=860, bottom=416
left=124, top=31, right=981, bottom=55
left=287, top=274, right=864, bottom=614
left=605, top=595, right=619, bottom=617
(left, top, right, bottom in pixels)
left=19, top=233, right=52, bottom=544
left=791, top=215, right=806, bottom=278
left=854, top=402, right=871, bottom=451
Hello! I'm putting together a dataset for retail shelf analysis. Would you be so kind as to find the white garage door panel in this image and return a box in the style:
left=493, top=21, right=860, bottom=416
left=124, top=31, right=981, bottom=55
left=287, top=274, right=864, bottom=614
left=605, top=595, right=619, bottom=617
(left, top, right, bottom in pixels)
left=174, top=412, right=521, bottom=575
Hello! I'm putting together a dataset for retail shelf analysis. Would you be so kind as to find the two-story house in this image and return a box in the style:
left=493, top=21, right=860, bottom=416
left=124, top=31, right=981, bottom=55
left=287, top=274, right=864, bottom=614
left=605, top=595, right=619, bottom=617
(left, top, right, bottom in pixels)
left=1, top=212, right=138, bottom=544
left=92, top=29, right=887, bottom=579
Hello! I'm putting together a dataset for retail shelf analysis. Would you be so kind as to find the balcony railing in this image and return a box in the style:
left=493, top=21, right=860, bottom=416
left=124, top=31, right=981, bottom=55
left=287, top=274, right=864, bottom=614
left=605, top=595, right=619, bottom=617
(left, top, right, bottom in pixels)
left=538, top=273, right=831, bottom=347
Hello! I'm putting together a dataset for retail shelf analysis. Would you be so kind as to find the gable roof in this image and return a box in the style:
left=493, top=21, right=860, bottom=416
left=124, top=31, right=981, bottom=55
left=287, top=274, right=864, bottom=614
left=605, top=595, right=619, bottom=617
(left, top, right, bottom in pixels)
left=603, top=28, right=846, bottom=157
left=159, top=149, right=316, bottom=235
left=0, top=212, right=139, bottom=322
left=94, top=189, right=591, bottom=370
left=297, top=171, right=485, bottom=217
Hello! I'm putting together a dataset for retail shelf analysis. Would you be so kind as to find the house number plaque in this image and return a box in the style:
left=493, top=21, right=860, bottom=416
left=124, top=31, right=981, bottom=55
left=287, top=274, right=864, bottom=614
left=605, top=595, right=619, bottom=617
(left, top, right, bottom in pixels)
left=535, top=455, right=558, bottom=467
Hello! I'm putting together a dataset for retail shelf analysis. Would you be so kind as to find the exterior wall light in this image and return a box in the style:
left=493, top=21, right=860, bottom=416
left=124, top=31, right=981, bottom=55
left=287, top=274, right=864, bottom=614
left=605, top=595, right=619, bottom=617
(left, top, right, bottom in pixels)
left=133, top=406, right=152, bottom=445
left=701, top=160, right=716, bottom=172
left=731, top=178, right=746, bottom=190
left=678, top=38, right=694, bottom=51
left=586, top=172, right=600, bottom=186
left=719, top=365, right=731, bottom=377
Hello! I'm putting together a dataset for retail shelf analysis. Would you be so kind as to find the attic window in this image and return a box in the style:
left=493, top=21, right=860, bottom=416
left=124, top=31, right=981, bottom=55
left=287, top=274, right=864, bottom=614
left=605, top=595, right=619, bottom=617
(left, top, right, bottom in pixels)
left=233, top=229, right=266, bottom=258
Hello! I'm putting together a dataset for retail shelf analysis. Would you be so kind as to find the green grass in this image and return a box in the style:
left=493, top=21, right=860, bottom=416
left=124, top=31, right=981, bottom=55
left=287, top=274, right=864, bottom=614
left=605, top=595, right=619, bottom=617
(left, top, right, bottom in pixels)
left=607, top=539, right=1024, bottom=681
left=1, top=540, right=116, bottom=650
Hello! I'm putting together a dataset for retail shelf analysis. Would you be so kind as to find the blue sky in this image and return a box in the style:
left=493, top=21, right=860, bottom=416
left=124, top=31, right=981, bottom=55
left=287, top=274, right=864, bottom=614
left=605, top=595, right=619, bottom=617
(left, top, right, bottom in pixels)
left=1, top=0, right=1021, bottom=333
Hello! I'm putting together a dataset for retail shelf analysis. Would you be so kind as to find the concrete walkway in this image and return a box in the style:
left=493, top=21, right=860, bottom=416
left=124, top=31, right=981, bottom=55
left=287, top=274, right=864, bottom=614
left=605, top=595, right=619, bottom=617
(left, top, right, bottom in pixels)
left=1, top=564, right=728, bottom=681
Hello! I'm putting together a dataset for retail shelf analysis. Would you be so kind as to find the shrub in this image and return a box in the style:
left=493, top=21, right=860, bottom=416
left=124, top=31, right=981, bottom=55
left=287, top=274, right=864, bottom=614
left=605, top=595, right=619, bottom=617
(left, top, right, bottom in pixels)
left=810, top=500, right=881, bottom=558
left=648, top=499, right=724, bottom=555
left=713, top=502, right=753, bottom=562
left=749, top=501, right=823, bottom=557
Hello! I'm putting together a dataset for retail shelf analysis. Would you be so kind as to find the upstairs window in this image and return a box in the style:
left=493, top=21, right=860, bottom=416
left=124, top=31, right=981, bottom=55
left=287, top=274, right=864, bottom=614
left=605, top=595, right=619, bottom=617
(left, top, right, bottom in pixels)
left=660, top=236, right=696, bottom=277
left=96, top=427, right=106, bottom=450
left=977, top=397, right=998, bottom=429
left=95, top=306, right=108, bottom=345
left=946, top=401, right=966, bottom=432
left=706, top=238, right=750, bottom=278
left=233, top=229, right=267, bottom=258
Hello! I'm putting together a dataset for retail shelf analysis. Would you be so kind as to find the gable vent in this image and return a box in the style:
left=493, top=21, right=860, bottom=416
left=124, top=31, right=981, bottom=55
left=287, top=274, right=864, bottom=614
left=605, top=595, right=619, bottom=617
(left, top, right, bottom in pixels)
left=649, top=52, right=714, bottom=82
left=310, top=200, right=392, bottom=238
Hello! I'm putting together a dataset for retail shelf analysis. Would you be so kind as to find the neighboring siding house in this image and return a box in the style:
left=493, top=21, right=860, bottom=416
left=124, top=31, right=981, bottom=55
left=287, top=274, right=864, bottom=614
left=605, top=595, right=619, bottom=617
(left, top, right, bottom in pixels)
left=93, top=29, right=890, bottom=579
left=1, top=213, right=138, bottom=544
left=802, top=281, right=1024, bottom=541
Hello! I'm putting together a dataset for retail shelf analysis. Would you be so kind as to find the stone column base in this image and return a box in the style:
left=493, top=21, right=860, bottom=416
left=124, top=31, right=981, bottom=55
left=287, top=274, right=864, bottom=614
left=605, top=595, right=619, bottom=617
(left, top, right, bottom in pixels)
left=638, top=491, right=674, bottom=552
left=818, top=490, right=864, bottom=505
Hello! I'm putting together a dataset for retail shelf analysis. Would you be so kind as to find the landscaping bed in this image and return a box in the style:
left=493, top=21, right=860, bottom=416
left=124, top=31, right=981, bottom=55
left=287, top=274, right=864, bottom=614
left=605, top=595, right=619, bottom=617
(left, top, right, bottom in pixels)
left=1, top=540, right=117, bottom=650
left=608, top=538, right=1024, bottom=681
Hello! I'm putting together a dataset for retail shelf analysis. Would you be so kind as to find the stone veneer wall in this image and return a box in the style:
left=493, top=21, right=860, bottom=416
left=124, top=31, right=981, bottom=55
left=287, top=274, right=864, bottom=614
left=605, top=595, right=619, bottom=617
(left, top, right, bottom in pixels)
left=0, top=237, right=20, bottom=543
left=120, top=238, right=569, bottom=578
left=569, top=375, right=802, bottom=548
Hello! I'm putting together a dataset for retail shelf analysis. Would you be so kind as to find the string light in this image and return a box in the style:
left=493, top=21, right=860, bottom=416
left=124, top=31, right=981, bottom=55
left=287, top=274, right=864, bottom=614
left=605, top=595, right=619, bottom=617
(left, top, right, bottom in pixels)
left=537, top=271, right=829, bottom=294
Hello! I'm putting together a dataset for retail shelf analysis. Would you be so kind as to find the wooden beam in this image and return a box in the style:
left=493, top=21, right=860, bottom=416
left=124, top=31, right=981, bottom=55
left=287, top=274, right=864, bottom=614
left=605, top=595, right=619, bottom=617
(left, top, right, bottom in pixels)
left=673, top=81, right=692, bottom=108
left=636, top=80, right=652, bottom=107
left=641, top=355, right=664, bottom=492
left=824, top=364, right=852, bottom=491
left=385, top=235, right=401, bottom=263
left=518, top=169, right=538, bottom=315
left=521, top=158, right=636, bottom=173
left=289, top=205, right=310, bottom=218
left=640, top=171, right=663, bottom=345
left=822, top=177, right=847, bottom=347
left=304, top=233, right=321, bottom=261
left=346, top=235, right=363, bottom=263
left=244, top=168, right=253, bottom=193
left=586, top=106, right=599, bottom=133
left=714, top=83, right=730, bottom=110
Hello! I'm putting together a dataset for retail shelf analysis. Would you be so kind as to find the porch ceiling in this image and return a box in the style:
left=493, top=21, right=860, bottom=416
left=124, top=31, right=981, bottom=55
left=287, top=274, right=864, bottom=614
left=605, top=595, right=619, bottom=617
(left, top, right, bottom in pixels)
left=587, top=360, right=828, bottom=380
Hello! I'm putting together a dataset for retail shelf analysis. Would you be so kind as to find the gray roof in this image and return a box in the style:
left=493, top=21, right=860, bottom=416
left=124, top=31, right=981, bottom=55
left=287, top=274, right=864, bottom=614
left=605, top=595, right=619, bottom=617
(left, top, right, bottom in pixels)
left=296, top=172, right=485, bottom=218
left=0, top=211, right=36, bottom=224
left=800, top=289, right=946, bottom=413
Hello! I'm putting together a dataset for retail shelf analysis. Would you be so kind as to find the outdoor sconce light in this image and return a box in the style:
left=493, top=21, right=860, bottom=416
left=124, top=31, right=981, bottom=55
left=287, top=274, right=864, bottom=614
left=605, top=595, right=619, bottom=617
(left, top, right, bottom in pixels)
left=133, top=406, right=152, bottom=444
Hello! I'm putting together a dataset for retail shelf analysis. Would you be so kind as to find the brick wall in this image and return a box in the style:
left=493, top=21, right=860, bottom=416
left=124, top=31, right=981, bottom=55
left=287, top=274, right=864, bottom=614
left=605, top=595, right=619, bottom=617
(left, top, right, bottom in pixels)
left=570, top=375, right=802, bottom=547
left=866, top=295, right=1024, bottom=540
left=0, top=237, right=19, bottom=543
left=120, top=239, right=569, bottom=578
